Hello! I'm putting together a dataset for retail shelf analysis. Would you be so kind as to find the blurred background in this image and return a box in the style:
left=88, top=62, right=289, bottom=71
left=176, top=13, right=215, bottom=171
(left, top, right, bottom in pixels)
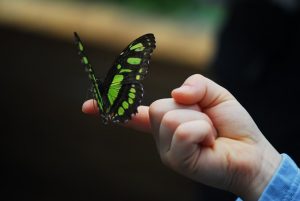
left=1, top=0, right=299, bottom=200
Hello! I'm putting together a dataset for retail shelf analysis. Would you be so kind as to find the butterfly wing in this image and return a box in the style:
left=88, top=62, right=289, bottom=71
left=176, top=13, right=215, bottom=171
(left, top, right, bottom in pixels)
left=74, top=32, right=105, bottom=114
left=102, top=33, right=156, bottom=123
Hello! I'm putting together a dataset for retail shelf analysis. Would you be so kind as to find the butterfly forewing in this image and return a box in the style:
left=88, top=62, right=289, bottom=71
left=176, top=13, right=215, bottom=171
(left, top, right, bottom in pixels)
left=74, top=32, right=105, bottom=113
left=102, top=33, right=156, bottom=122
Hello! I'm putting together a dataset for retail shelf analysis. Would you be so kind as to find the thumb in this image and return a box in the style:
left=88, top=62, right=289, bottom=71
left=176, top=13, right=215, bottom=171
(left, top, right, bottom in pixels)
left=171, top=74, right=235, bottom=108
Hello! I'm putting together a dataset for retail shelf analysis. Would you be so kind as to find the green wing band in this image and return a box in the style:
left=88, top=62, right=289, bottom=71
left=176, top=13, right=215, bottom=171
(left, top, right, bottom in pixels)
left=107, top=74, right=124, bottom=106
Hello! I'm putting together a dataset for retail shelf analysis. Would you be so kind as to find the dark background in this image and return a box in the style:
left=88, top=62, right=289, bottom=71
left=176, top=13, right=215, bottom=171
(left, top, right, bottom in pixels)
left=213, top=1, right=300, bottom=163
left=2, top=1, right=300, bottom=201
left=0, top=25, right=207, bottom=201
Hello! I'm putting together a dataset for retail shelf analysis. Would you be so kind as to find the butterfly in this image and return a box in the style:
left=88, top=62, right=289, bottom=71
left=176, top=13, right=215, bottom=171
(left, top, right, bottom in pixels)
left=74, top=32, right=156, bottom=124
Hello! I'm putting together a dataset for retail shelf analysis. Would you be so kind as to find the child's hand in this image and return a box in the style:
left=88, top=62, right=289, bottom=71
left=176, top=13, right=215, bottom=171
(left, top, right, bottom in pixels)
left=82, top=74, right=281, bottom=201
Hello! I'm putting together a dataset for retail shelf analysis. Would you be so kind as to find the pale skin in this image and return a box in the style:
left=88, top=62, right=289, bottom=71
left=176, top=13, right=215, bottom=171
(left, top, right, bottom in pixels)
left=82, top=74, right=282, bottom=201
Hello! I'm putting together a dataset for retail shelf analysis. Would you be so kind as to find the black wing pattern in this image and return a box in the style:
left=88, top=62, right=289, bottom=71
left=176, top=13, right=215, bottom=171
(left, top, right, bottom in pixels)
left=102, top=34, right=156, bottom=123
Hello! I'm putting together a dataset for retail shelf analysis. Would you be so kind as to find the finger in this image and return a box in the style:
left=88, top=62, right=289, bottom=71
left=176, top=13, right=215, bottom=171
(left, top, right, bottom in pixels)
left=82, top=99, right=98, bottom=114
left=171, top=74, right=235, bottom=108
left=158, top=109, right=213, bottom=156
left=81, top=99, right=157, bottom=134
left=124, top=106, right=151, bottom=133
left=167, top=120, right=216, bottom=169
left=82, top=99, right=151, bottom=132
left=149, top=98, right=201, bottom=142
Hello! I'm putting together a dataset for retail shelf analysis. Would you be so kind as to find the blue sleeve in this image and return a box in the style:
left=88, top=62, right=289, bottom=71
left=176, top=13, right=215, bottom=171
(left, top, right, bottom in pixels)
left=236, top=154, right=300, bottom=201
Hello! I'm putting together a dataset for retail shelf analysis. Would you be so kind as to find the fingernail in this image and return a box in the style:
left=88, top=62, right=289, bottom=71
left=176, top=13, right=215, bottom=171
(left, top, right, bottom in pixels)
left=82, top=102, right=88, bottom=113
left=173, top=85, right=192, bottom=93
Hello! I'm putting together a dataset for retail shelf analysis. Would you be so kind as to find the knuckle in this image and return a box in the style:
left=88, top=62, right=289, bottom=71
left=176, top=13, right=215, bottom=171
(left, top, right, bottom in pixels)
left=199, top=120, right=212, bottom=134
left=149, top=99, right=169, bottom=117
left=188, top=74, right=204, bottom=82
left=174, top=124, right=191, bottom=142
left=161, top=110, right=179, bottom=128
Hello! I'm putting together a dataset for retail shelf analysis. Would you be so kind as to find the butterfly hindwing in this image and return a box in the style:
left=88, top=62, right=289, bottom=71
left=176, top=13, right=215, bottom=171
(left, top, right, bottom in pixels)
left=102, top=34, right=156, bottom=122
left=109, top=83, right=144, bottom=123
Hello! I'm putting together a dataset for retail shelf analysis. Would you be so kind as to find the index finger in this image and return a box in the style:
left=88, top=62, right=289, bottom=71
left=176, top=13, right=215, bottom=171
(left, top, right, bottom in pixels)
left=124, top=106, right=152, bottom=133
left=82, top=99, right=152, bottom=133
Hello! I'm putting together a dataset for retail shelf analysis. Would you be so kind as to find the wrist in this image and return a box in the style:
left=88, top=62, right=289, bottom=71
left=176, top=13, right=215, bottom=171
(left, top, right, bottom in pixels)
left=241, top=140, right=282, bottom=201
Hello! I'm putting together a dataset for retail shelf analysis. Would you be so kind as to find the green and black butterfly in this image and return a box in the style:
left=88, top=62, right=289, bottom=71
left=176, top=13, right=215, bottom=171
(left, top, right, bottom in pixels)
left=74, top=32, right=156, bottom=124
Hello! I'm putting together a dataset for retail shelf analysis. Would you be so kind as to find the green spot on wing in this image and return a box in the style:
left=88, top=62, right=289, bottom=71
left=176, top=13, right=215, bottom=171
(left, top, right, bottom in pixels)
left=130, top=43, right=143, bottom=50
left=127, top=58, right=141, bottom=65
left=118, top=107, right=125, bottom=115
left=135, top=47, right=145, bottom=52
left=78, top=42, right=84, bottom=51
left=82, top=56, right=88, bottom=64
left=130, top=43, right=145, bottom=51
left=119, top=69, right=132, bottom=73
left=128, top=93, right=135, bottom=99
left=128, top=98, right=134, bottom=104
left=117, top=64, right=121, bottom=69
left=130, top=88, right=136, bottom=93
left=112, top=74, right=124, bottom=83
left=122, top=101, right=129, bottom=109
left=136, top=75, right=141, bottom=80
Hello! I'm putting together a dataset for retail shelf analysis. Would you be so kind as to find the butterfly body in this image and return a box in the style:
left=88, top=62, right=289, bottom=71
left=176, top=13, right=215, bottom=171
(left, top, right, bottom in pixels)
left=74, top=32, right=156, bottom=124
